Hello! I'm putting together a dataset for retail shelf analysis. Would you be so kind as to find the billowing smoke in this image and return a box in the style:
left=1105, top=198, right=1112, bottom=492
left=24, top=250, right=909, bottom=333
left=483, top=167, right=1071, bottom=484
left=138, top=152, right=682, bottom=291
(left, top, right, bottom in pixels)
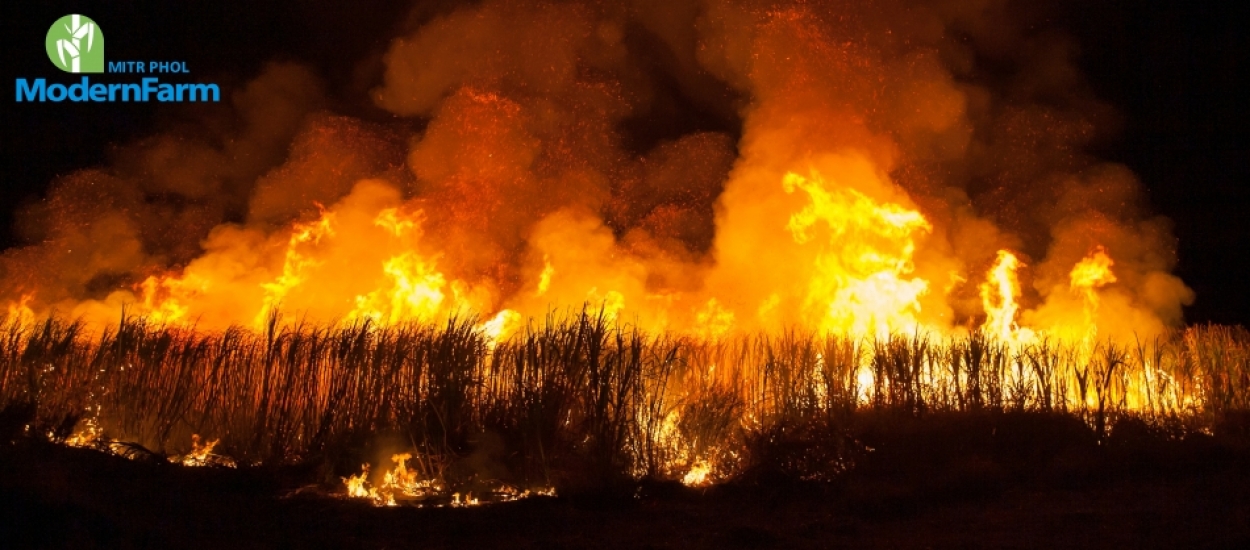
left=1, top=0, right=1192, bottom=343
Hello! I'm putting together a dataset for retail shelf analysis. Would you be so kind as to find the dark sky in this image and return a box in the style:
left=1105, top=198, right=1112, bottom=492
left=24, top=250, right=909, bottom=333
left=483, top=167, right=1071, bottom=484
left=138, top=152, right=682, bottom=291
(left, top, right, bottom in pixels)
left=2, top=0, right=1248, bottom=326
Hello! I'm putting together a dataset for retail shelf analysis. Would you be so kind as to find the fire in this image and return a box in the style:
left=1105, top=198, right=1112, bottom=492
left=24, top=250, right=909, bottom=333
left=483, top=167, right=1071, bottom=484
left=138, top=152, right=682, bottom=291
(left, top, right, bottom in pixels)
left=176, top=434, right=235, bottom=467
left=378, top=452, right=443, bottom=506
left=350, top=251, right=448, bottom=324
left=350, top=207, right=456, bottom=324
left=480, top=308, right=522, bottom=345
left=4, top=292, right=36, bottom=325
left=137, top=273, right=211, bottom=325
left=1069, top=245, right=1118, bottom=341
left=60, top=417, right=238, bottom=469
left=342, top=452, right=552, bottom=507
left=1070, top=246, right=1117, bottom=298
left=645, top=409, right=726, bottom=487
left=782, top=170, right=932, bottom=339
left=256, top=210, right=337, bottom=328
left=342, top=453, right=445, bottom=507
left=374, top=207, right=417, bottom=237
left=695, top=298, right=735, bottom=341
left=343, top=464, right=376, bottom=502
left=64, top=415, right=103, bottom=448
left=979, top=250, right=1035, bottom=346
left=682, top=459, right=713, bottom=487
left=586, top=288, right=626, bottom=322
left=536, top=255, right=554, bottom=296
left=3, top=163, right=1176, bottom=366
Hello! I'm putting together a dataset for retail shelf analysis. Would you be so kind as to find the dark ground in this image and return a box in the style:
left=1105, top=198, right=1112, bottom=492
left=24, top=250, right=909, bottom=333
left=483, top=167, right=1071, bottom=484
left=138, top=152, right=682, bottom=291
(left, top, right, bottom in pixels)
left=2, top=412, right=1249, bottom=549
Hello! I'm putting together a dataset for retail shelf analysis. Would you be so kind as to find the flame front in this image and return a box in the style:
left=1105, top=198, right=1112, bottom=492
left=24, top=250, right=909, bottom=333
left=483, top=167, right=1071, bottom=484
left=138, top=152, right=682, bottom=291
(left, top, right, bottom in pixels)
left=783, top=170, right=932, bottom=339
left=1069, top=246, right=1119, bottom=344
left=4, top=1, right=1192, bottom=351
left=979, top=250, right=1036, bottom=346
left=256, top=210, right=338, bottom=328
left=30, top=167, right=1170, bottom=354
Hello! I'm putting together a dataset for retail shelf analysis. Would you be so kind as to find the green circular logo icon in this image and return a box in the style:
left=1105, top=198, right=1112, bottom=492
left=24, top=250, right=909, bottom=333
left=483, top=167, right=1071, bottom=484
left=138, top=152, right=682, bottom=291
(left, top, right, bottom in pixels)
left=46, top=14, right=105, bottom=73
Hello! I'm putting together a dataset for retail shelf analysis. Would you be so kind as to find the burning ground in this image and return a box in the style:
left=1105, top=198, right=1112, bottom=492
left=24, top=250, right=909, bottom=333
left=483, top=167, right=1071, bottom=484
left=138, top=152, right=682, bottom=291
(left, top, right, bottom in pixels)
left=4, top=406, right=1250, bottom=548
left=1, top=0, right=1248, bottom=546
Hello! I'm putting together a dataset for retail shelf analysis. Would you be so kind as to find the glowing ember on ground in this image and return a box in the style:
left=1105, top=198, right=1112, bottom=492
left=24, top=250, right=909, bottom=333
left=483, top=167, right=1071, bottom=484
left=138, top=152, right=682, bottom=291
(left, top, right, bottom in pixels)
left=176, top=434, right=235, bottom=468
left=342, top=452, right=554, bottom=508
left=681, top=459, right=713, bottom=487
left=63, top=415, right=103, bottom=449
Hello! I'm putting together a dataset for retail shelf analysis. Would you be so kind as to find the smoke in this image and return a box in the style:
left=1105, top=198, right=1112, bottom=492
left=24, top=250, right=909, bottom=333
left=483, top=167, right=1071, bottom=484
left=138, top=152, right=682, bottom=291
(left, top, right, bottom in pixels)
left=1, top=0, right=1192, bottom=341
left=2, top=63, right=324, bottom=319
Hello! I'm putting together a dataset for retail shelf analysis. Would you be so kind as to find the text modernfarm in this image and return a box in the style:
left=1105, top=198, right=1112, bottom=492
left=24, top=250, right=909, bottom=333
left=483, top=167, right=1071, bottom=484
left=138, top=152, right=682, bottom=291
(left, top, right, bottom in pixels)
left=16, top=76, right=219, bottom=102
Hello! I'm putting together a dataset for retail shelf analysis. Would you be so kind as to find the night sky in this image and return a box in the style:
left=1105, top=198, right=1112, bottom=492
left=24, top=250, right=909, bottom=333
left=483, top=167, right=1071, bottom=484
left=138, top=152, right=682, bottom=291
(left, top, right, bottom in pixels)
left=2, top=0, right=1248, bottom=326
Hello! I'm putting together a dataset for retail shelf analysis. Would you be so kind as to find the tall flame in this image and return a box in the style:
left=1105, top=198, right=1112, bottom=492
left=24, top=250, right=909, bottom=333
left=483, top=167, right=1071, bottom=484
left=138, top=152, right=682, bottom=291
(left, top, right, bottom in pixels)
left=1069, top=245, right=1118, bottom=342
left=782, top=171, right=931, bottom=339
left=255, top=210, right=337, bottom=327
left=5, top=292, right=36, bottom=325
left=979, top=250, right=1035, bottom=346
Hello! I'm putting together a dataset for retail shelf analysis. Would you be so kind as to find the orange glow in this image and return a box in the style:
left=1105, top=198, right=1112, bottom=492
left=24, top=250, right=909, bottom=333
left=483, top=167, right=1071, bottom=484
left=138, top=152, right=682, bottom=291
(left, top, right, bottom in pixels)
left=1070, top=245, right=1118, bottom=342
left=695, top=298, right=735, bottom=341
left=979, top=250, right=1035, bottom=345
left=255, top=209, right=337, bottom=328
left=782, top=170, right=932, bottom=339
left=176, top=434, right=235, bottom=467
left=1070, top=246, right=1117, bottom=295
left=535, top=255, right=554, bottom=296
left=138, top=273, right=207, bottom=325
left=5, top=292, right=36, bottom=325
left=10, top=170, right=1169, bottom=356
left=479, top=308, right=521, bottom=346
left=350, top=251, right=448, bottom=324
left=343, top=452, right=552, bottom=507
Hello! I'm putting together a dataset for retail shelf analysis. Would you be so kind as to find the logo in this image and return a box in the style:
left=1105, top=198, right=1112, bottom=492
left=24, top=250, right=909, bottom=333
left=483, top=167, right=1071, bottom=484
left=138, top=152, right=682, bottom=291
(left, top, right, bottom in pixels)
left=19, top=14, right=218, bottom=104
left=46, top=14, right=105, bottom=73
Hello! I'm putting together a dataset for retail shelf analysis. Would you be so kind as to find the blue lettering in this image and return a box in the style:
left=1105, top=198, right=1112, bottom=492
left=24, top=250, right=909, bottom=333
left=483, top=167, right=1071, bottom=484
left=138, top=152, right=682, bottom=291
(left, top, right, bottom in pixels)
left=46, top=83, right=67, bottom=101
left=141, top=77, right=158, bottom=101
left=14, top=76, right=219, bottom=103
left=15, top=78, right=45, bottom=102
left=68, top=77, right=90, bottom=101
left=179, top=83, right=219, bottom=102
left=109, top=82, right=141, bottom=101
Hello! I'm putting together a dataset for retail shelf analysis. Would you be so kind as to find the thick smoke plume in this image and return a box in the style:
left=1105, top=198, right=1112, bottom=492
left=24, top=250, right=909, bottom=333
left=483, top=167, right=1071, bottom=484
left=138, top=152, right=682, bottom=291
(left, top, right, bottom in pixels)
left=2, top=0, right=1192, bottom=343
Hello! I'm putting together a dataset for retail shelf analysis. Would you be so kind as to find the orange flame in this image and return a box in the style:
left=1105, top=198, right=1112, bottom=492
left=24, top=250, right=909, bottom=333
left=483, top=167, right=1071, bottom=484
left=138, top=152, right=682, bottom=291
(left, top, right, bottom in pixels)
left=979, top=250, right=1035, bottom=345
left=5, top=292, right=36, bottom=325
left=782, top=170, right=931, bottom=339
left=1069, top=245, right=1118, bottom=342
left=255, top=209, right=337, bottom=327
